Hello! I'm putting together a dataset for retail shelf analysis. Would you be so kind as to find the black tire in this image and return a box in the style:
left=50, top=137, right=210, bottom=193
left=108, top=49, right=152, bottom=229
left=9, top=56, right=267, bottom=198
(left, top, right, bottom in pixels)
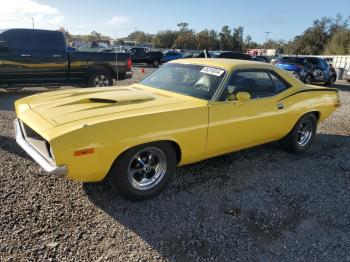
left=152, top=59, right=160, bottom=68
left=108, top=142, right=177, bottom=200
left=87, top=69, right=113, bottom=87
left=326, top=76, right=335, bottom=87
left=116, top=72, right=126, bottom=80
left=304, top=74, right=312, bottom=84
left=279, top=113, right=317, bottom=154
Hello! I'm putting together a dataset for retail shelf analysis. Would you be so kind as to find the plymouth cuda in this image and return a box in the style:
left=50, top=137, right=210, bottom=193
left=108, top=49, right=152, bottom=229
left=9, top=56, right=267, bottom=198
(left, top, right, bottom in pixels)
left=14, top=59, right=340, bottom=199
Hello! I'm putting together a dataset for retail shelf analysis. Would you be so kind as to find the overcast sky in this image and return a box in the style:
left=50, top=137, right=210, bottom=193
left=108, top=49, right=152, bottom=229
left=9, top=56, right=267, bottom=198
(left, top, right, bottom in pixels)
left=1, top=0, right=349, bottom=42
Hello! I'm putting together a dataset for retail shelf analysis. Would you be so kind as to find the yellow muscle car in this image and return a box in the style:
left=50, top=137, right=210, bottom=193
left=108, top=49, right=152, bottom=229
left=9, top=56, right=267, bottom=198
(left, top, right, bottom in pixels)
left=14, top=59, right=340, bottom=200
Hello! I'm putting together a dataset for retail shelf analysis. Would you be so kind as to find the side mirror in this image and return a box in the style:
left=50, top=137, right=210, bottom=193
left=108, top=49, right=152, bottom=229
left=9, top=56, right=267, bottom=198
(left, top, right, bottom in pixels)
left=0, top=41, right=8, bottom=52
left=236, top=92, right=251, bottom=102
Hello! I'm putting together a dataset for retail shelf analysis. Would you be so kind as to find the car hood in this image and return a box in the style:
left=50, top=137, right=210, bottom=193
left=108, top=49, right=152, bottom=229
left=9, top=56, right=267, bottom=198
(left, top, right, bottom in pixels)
left=23, top=84, right=198, bottom=125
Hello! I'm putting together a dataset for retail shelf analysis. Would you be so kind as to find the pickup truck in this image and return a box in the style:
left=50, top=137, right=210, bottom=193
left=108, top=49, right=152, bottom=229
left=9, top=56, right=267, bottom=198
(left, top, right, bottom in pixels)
left=0, top=29, right=132, bottom=88
left=128, top=47, right=163, bottom=67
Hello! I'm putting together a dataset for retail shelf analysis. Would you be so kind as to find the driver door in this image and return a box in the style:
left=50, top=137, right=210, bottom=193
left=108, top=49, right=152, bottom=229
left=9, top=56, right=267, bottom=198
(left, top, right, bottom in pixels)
left=205, top=69, right=291, bottom=158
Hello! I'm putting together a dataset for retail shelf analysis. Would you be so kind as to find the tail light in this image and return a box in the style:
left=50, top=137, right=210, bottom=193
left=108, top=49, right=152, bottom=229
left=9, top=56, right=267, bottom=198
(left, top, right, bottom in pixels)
left=127, top=57, right=132, bottom=70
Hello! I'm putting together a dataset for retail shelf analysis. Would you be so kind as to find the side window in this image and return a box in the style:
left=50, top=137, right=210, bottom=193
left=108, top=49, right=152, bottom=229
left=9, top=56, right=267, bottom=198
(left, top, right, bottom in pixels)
left=36, top=32, right=64, bottom=51
left=3, top=30, right=36, bottom=51
left=320, top=60, right=328, bottom=70
left=220, top=70, right=283, bottom=101
left=269, top=72, right=290, bottom=92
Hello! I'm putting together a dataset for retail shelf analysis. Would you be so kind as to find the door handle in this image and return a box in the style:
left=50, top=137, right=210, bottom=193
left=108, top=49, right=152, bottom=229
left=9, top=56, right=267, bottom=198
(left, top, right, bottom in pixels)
left=277, top=103, right=284, bottom=110
left=21, top=54, right=31, bottom=57
left=53, top=54, right=62, bottom=58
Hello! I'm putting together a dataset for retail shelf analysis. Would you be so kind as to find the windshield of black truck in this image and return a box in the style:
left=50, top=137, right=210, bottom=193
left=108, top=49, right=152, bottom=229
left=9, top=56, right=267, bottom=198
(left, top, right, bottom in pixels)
left=141, top=63, right=226, bottom=100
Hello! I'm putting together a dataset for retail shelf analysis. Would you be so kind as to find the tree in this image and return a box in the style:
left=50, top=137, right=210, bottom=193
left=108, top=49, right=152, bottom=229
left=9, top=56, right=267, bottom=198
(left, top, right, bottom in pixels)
left=127, top=30, right=153, bottom=44
left=232, top=26, right=244, bottom=52
left=285, top=14, right=350, bottom=55
left=152, top=30, right=178, bottom=48
left=58, top=26, right=71, bottom=44
left=174, top=22, right=196, bottom=49
left=219, top=25, right=232, bottom=50
left=324, top=28, right=350, bottom=55
left=244, top=35, right=252, bottom=49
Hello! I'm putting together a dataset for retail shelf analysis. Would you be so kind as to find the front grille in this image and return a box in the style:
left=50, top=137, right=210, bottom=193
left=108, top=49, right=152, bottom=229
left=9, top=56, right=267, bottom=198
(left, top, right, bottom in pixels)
left=19, top=120, right=54, bottom=163
left=22, top=122, right=42, bottom=140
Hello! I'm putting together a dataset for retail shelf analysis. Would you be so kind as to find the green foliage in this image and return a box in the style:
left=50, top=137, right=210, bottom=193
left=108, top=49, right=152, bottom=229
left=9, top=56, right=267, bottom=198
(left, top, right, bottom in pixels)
left=66, top=14, right=350, bottom=55
left=324, top=29, right=350, bottom=55
left=285, top=14, right=350, bottom=55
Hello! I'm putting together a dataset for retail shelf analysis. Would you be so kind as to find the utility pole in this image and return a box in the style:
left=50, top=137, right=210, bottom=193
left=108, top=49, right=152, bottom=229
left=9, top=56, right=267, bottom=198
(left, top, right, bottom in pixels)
left=264, top=31, right=271, bottom=55
left=32, top=17, right=35, bottom=29
left=134, top=27, right=137, bottom=47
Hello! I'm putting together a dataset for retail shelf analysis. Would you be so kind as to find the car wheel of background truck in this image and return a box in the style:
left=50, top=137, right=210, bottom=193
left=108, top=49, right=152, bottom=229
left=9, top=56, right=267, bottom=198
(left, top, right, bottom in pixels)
left=152, top=59, right=159, bottom=68
left=108, top=142, right=176, bottom=200
left=304, top=75, right=312, bottom=84
left=326, top=76, right=335, bottom=87
left=88, top=69, right=113, bottom=87
left=279, top=113, right=317, bottom=154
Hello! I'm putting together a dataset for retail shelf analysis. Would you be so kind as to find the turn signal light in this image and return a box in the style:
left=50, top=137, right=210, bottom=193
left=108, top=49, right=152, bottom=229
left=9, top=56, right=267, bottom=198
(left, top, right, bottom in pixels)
left=74, top=148, right=95, bottom=156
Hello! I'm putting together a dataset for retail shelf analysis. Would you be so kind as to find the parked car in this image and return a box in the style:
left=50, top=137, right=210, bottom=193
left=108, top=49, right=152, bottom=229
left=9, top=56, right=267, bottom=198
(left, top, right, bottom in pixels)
left=161, top=51, right=183, bottom=63
left=346, top=70, right=350, bottom=82
left=197, top=51, right=252, bottom=60
left=14, top=58, right=340, bottom=200
left=252, top=55, right=269, bottom=63
left=0, top=29, right=132, bottom=88
left=276, top=57, right=337, bottom=86
left=128, top=47, right=163, bottom=67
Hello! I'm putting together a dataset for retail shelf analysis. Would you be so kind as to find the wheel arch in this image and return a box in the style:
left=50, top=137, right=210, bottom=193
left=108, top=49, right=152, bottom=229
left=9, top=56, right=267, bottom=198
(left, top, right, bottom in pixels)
left=105, top=139, right=182, bottom=181
left=89, top=63, right=115, bottom=78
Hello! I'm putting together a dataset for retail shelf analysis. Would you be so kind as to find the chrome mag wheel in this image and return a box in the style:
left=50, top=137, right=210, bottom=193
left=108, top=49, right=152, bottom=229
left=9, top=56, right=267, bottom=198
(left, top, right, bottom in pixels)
left=93, top=74, right=109, bottom=87
left=127, top=147, right=167, bottom=191
left=297, top=119, right=313, bottom=147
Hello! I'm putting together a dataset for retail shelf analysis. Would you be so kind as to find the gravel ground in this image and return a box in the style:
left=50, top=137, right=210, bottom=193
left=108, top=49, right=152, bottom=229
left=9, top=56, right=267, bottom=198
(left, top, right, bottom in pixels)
left=1, top=67, right=350, bottom=262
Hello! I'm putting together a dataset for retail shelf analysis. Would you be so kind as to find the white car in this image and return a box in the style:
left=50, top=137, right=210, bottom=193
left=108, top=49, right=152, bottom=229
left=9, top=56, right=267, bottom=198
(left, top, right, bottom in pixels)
left=346, top=70, right=350, bottom=82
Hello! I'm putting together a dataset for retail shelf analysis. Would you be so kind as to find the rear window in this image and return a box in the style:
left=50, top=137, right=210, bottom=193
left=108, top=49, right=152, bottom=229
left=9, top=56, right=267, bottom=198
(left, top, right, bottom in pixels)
left=0, top=30, right=64, bottom=51
left=279, top=57, right=306, bottom=64
left=0, top=30, right=36, bottom=51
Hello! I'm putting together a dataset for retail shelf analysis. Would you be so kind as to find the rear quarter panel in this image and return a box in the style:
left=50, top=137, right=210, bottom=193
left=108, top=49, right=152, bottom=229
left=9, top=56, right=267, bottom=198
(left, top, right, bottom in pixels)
left=68, top=52, right=130, bottom=80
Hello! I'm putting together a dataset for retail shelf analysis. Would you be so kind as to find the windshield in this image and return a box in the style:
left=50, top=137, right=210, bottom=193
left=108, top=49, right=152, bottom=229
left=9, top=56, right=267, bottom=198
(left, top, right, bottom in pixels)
left=140, top=63, right=226, bottom=100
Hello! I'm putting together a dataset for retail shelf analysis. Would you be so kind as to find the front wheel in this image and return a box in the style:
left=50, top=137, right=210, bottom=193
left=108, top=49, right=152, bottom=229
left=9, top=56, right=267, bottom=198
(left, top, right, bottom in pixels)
left=279, top=113, right=317, bottom=154
left=108, top=142, right=176, bottom=200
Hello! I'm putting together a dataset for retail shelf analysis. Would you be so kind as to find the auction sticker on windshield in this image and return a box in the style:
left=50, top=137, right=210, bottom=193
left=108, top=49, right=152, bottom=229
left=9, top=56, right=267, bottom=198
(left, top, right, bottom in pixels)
left=200, top=67, right=225, bottom=76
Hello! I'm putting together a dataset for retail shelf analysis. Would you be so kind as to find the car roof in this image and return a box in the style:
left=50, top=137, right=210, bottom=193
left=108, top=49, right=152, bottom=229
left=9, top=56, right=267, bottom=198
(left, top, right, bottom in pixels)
left=170, top=58, right=271, bottom=70
left=0, top=28, right=60, bottom=34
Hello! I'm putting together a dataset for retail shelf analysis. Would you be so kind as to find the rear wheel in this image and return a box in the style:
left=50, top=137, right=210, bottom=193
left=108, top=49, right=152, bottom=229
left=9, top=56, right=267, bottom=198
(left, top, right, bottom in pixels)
left=304, top=74, right=312, bottom=84
left=280, top=113, right=317, bottom=154
left=108, top=142, right=176, bottom=200
left=88, top=69, right=113, bottom=87
left=152, top=59, right=160, bottom=68
left=326, top=76, right=335, bottom=87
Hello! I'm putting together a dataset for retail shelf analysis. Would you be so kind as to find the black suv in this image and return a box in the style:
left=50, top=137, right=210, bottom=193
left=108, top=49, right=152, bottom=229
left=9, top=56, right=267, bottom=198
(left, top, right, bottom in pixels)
left=276, top=57, right=337, bottom=86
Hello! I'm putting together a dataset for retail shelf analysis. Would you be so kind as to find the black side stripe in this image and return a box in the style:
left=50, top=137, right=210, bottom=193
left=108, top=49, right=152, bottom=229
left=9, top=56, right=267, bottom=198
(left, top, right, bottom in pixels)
left=278, top=88, right=338, bottom=102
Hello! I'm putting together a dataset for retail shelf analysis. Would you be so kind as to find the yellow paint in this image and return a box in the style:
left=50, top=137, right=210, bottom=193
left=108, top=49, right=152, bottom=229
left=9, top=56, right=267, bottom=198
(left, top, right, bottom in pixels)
left=15, top=59, right=340, bottom=182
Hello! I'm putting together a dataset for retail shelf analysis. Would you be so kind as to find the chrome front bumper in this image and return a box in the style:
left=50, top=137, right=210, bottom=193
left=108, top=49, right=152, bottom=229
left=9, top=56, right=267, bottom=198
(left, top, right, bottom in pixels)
left=14, top=119, right=67, bottom=176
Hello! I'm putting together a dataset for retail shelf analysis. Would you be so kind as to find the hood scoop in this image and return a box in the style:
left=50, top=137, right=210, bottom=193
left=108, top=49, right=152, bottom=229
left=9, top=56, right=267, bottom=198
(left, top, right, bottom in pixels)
left=89, top=98, right=117, bottom=103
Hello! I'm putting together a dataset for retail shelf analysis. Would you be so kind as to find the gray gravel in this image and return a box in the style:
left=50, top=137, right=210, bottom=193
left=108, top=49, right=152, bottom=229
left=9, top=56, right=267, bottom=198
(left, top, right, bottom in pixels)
left=1, top=68, right=350, bottom=262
